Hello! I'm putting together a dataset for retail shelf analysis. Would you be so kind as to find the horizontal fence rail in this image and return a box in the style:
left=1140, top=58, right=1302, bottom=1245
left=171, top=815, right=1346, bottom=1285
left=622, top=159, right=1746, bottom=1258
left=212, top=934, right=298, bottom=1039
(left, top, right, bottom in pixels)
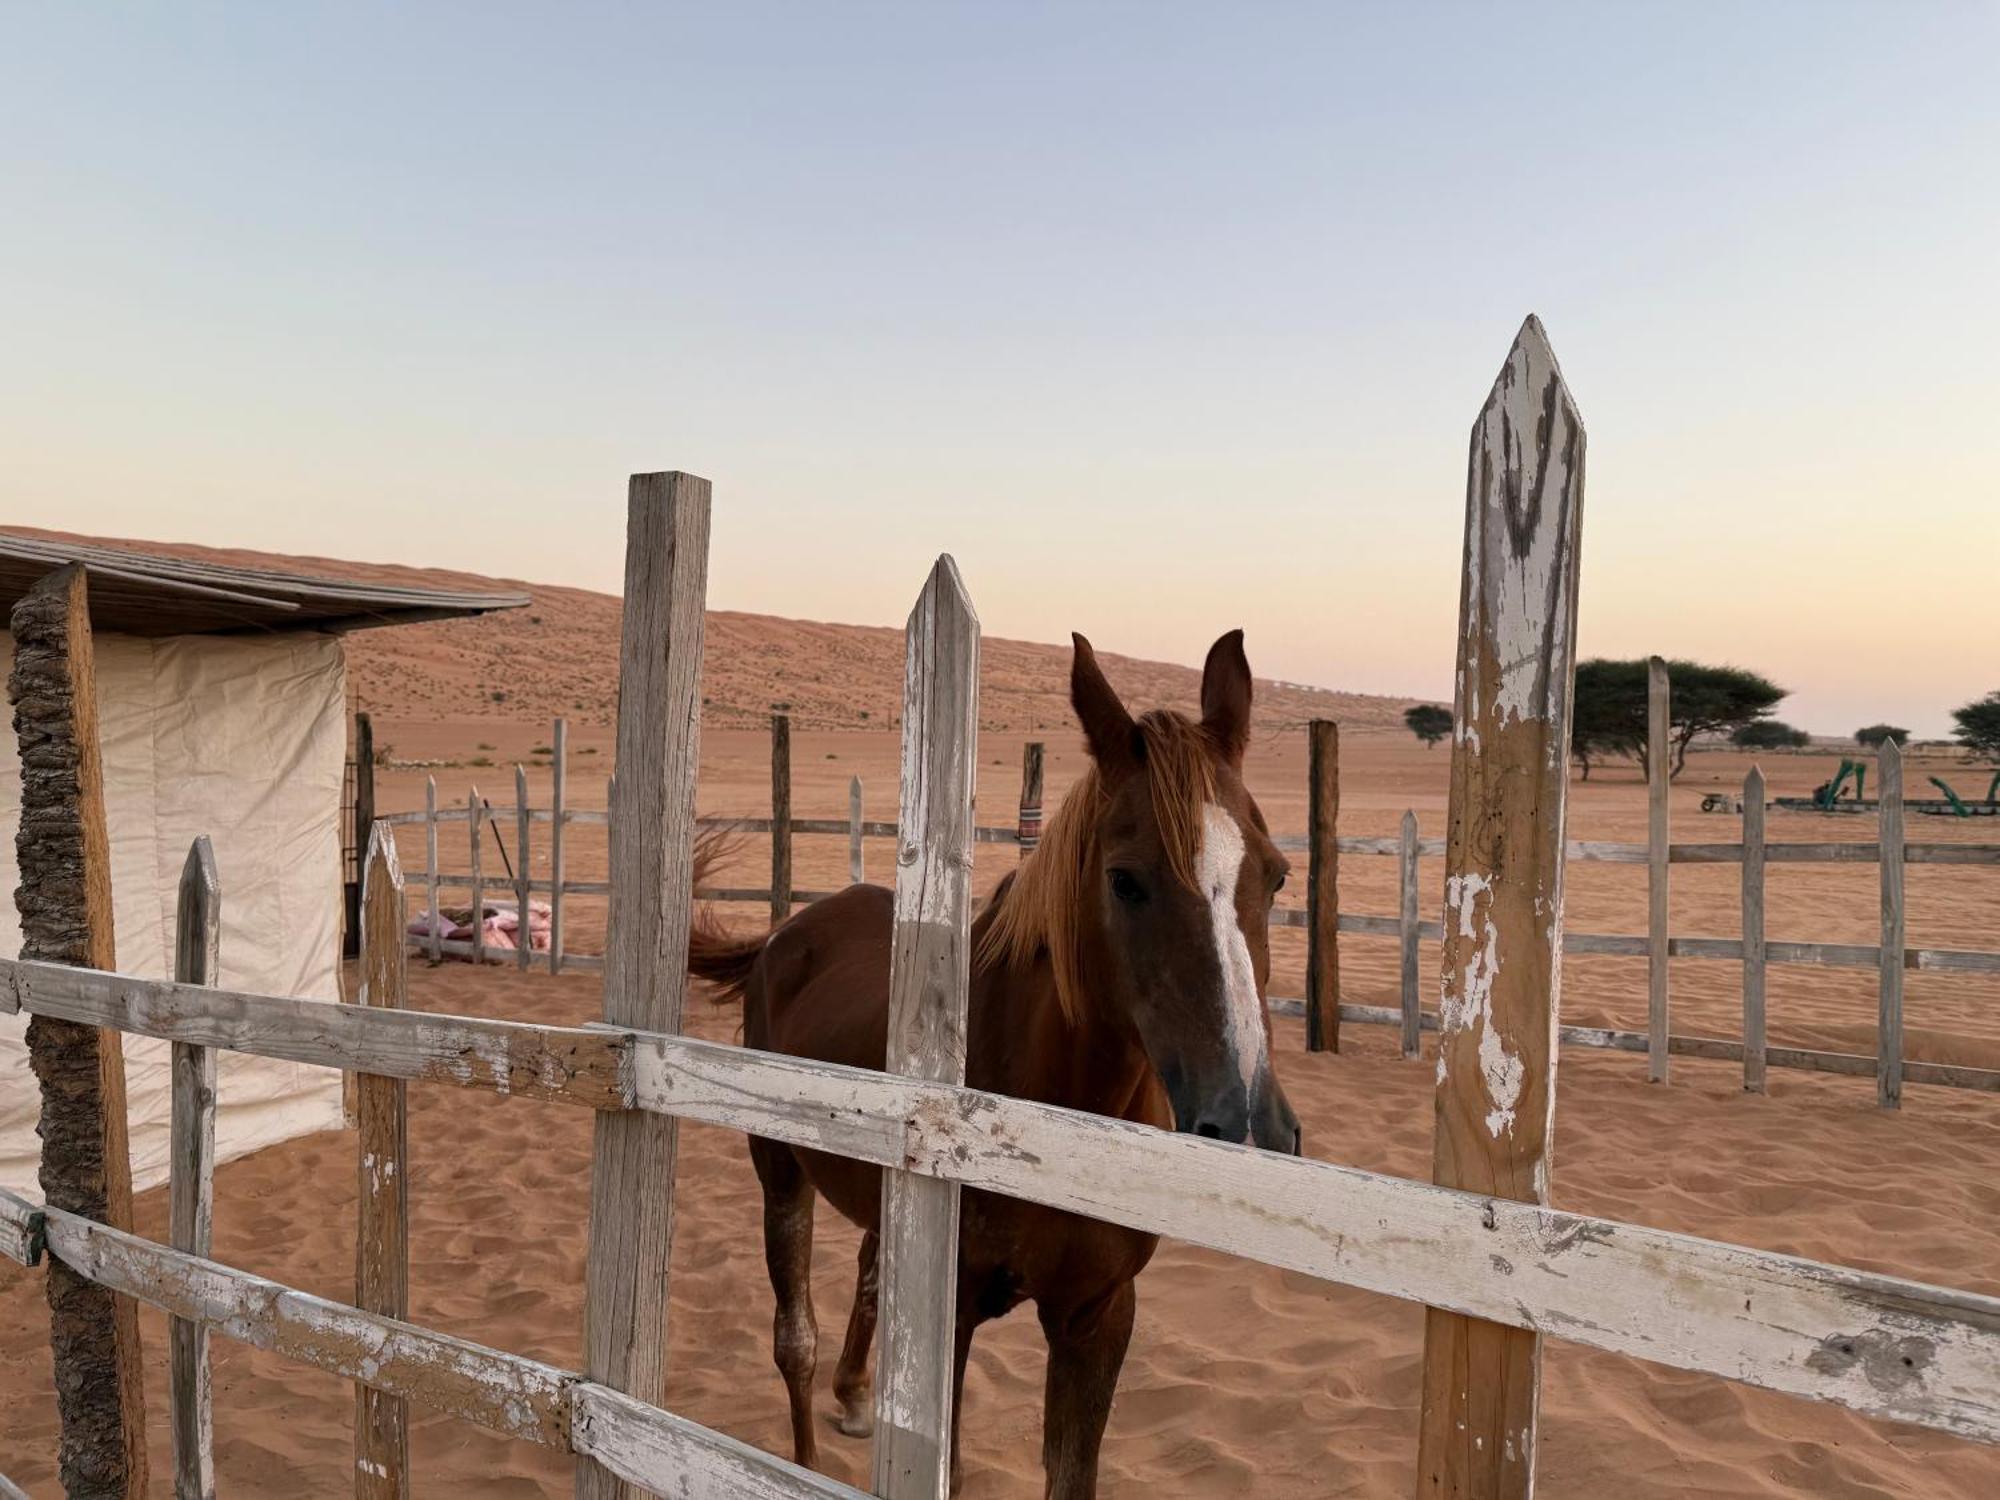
left=5, top=955, right=2000, bottom=1451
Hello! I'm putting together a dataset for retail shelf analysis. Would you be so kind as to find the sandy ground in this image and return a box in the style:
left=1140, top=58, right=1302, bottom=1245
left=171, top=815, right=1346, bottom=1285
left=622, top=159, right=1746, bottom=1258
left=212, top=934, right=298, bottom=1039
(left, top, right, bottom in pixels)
left=4, top=725, right=2000, bottom=1496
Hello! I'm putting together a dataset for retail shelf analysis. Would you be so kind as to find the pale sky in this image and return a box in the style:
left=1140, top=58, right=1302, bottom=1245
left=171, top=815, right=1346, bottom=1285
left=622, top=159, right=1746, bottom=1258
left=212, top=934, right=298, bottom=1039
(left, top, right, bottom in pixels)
left=3, top=3, right=1994, bottom=735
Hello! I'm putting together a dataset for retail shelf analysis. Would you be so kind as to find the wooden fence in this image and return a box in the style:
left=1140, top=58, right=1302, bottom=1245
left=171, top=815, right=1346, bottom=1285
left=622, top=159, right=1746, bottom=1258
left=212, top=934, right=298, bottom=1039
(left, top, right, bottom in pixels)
left=8, top=323, right=2000, bottom=1499
left=395, top=686, right=2000, bottom=1109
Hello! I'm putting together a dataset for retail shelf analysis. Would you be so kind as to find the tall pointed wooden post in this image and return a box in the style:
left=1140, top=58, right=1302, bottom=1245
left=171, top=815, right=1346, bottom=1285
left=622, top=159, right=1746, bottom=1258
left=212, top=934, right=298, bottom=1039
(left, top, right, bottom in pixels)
left=1417, top=317, right=1585, bottom=1500
left=170, top=836, right=221, bottom=1500
left=10, top=563, right=149, bottom=1497
left=575, top=473, right=711, bottom=1500
left=1647, top=656, right=1670, bottom=1083
left=874, top=556, right=980, bottom=1499
left=1878, top=738, right=1905, bottom=1109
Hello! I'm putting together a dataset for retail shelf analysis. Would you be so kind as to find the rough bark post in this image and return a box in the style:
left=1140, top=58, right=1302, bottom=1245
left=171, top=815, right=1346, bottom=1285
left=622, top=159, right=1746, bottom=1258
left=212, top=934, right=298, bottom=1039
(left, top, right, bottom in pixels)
left=575, top=472, right=711, bottom=1500
left=355, top=826, right=410, bottom=1498
left=1416, top=316, right=1585, bottom=1500
left=550, top=718, right=568, bottom=974
left=770, top=713, right=792, bottom=926
left=1305, top=719, right=1340, bottom=1053
left=347, top=711, right=374, bottom=959
left=873, top=556, right=980, bottom=1500
left=1741, top=767, right=1767, bottom=1095
left=468, top=788, right=485, bottom=966
left=9, top=563, right=149, bottom=1498
left=1647, top=656, right=1670, bottom=1084
left=424, top=776, right=441, bottom=964
left=848, top=775, right=865, bottom=885
left=1016, top=740, right=1045, bottom=861
left=1878, top=738, right=1905, bottom=1110
left=516, top=764, right=533, bottom=972
left=1399, top=809, right=1421, bottom=1059
left=170, top=835, right=220, bottom=1500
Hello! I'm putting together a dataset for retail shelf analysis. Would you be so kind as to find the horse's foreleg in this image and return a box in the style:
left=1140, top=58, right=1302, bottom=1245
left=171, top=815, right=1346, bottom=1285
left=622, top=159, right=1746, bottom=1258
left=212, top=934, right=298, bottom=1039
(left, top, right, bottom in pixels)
left=832, top=1229, right=879, bottom=1437
left=751, top=1138, right=821, bottom=1471
left=1037, top=1280, right=1137, bottom=1500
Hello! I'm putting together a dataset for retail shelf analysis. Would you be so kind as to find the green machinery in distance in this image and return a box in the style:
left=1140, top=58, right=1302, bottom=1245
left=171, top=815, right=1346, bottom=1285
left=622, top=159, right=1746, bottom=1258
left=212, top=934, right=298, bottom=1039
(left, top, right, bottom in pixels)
left=1925, top=770, right=2000, bottom=818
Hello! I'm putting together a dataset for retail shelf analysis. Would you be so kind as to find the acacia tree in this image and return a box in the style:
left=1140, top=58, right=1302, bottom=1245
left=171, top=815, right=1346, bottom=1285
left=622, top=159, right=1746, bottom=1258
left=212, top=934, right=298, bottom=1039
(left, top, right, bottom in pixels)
left=1953, top=693, right=2000, bottom=763
left=1570, top=659, right=1787, bottom=780
left=1732, top=720, right=1810, bottom=750
left=1403, top=703, right=1452, bottom=748
left=1854, top=723, right=1910, bottom=748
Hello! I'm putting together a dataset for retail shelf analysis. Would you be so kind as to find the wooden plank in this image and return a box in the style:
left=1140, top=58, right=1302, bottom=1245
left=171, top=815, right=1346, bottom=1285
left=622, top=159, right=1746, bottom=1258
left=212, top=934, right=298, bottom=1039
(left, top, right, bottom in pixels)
left=614, top=1033, right=2000, bottom=1448
left=849, top=775, right=865, bottom=885
left=577, top=470, right=711, bottom=1500
left=1305, top=719, right=1340, bottom=1053
left=1399, top=809, right=1421, bottom=1059
left=1879, top=739, right=1905, bottom=1110
left=1742, top=768, right=1767, bottom=1095
left=571, top=1384, right=866, bottom=1500
left=8, top=562, right=149, bottom=1496
left=770, top=712, right=792, bottom=925
left=1648, top=655, right=1670, bottom=1085
left=356, top=828, right=411, bottom=1498
left=1017, top=740, right=1044, bottom=860
left=469, top=788, right=486, bottom=965
left=169, top=836, right=221, bottom=1500
left=0, top=958, right=632, bottom=1109
left=550, top=719, right=568, bottom=974
left=874, top=555, right=980, bottom=1500
left=517, top=765, right=534, bottom=973
left=425, top=777, right=441, bottom=964
left=1419, top=315, right=1585, bottom=1499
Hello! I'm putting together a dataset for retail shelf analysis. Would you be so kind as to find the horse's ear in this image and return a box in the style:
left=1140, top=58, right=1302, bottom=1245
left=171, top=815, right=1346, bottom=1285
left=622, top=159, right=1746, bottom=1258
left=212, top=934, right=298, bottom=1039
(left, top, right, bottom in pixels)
left=1200, top=629, right=1253, bottom=767
left=1071, top=633, right=1138, bottom=772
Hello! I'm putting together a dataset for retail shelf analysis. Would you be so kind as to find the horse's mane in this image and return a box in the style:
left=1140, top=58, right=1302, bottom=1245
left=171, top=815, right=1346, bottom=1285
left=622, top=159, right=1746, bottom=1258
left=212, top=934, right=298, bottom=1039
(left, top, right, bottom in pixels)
left=978, top=710, right=1217, bottom=1026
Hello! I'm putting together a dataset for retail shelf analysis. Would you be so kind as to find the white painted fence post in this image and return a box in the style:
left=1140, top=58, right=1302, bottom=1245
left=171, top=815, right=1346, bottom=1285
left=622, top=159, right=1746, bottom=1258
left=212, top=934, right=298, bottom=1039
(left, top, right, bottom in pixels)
left=169, top=836, right=219, bottom=1500
left=849, top=775, right=865, bottom=885
left=873, top=556, right=980, bottom=1500
left=355, top=826, right=409, bottom=1498
left=1417, top=316, right=1585, bottom=1499
left=1879, top=738, right=1905, bottom=1109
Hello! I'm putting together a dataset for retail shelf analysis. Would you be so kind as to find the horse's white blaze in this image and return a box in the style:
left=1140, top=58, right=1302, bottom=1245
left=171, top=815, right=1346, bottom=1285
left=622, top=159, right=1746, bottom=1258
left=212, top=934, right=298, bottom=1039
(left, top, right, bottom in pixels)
left=1200, top=804, right=1264, bottom=1097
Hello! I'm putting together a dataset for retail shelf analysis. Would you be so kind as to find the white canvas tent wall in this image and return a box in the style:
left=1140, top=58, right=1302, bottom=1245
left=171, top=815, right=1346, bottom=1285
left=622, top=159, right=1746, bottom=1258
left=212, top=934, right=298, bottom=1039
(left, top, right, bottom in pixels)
left=0, top=535, right=525, bottom=1195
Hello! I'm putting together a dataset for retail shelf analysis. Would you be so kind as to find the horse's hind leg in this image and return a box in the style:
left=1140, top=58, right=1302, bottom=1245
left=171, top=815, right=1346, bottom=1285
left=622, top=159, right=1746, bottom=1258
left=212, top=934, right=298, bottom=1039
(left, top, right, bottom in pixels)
left=1039, top=1280, right=1137, bottom=1500
left=831, top=1229, right=878, bottom=1437
left=750, top=1136, right=821, bottom=1470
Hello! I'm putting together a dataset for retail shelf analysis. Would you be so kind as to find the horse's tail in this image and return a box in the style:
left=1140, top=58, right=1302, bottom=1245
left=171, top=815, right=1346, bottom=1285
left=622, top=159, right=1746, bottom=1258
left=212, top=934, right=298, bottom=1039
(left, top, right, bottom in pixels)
left=687, top=829, right=766, bottom=1003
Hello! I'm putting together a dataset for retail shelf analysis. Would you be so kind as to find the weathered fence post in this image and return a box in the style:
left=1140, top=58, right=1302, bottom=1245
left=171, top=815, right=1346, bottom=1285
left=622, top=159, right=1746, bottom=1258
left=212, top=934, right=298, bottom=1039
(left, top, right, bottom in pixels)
left=550, top=718, right=568, bottom=974
left=874, top=556, right=980, bottom=1499
left=1417, top=316, right=1585, bottom=1500
left=1399, top=810, right=1421, bottom=1059
left=347, top=712, right=374, bottom=959
left=849, top=775, right=866, bottom=885
left=771, top=712, right=793, bottom=926
left=1017, top=740, right=1044, bottom=861
left=355, top=825, right=410, bottom=1498
left=1741, top=766, right=1767, bottom=1094
left=9, top=563, right=149, bottom=1497
left=1305, top=718, right=1340, bottom=1053
left=576, top=471, right=711, bottom=1500
left=516, top=765, right=533, bottom=972
left=1648, top=656, right=1670, bottom=1084
left=468, top=788, right=485, bottom=966
left=1879, top=738, right=1905, bottom=1109
left=170, top=835, right=220, bottom=1500
left=424, top=776, right=441, bottom=964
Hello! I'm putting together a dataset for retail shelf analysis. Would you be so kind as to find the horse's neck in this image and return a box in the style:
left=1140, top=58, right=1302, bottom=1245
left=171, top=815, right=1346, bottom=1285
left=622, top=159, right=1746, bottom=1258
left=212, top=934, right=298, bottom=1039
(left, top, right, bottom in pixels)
left=968, top=923, right=1157, bottom=1122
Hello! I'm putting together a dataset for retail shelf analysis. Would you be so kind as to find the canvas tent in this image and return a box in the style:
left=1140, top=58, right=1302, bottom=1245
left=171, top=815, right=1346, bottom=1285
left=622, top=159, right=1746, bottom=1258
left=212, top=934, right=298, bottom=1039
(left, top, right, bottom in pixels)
left=0, top=535, right=525, bottom=1194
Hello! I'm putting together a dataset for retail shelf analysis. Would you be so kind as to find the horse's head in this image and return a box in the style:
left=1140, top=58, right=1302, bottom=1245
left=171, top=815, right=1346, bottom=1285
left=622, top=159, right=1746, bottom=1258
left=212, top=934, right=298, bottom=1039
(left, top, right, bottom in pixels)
left=1064, top=629, right=1302, bottom=1155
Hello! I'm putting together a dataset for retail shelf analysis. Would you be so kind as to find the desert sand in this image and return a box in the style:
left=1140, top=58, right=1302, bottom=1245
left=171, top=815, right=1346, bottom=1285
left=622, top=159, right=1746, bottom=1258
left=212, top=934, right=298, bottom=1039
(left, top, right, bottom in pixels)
left=3, top=542, right=1999, bottom=1496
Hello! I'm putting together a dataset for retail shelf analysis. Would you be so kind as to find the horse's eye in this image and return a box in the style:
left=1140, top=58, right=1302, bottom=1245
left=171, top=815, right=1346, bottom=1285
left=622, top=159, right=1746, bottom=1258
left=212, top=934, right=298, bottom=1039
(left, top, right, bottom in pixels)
left=1273, top=874, right=1287, bottom=894
left=1108, top=869, right=1147, bottom=905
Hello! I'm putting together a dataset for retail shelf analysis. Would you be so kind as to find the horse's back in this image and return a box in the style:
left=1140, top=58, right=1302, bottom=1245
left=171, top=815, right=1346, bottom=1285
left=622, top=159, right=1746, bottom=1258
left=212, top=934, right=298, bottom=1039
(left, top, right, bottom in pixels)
left=744, top=882, right=894, bottom=1071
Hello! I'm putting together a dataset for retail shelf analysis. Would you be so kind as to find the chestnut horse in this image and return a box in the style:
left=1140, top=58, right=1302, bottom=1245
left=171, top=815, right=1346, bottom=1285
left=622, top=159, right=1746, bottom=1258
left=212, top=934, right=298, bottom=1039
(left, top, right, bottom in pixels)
left=688, top=630, right=1300, bottom=1498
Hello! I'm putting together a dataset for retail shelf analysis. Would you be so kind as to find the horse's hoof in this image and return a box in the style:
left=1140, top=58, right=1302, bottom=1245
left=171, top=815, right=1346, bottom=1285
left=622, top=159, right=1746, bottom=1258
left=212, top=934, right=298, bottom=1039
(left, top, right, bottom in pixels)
left=834, top=1406, right=874, bottom=1438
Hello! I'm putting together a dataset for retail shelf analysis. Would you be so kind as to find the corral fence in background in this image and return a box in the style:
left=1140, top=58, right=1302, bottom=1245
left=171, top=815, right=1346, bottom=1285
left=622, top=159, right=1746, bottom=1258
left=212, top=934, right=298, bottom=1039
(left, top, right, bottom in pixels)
left=394, top=677, right=2000, bottom=1109
left=10, top=324, right=2000, bottom=1500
